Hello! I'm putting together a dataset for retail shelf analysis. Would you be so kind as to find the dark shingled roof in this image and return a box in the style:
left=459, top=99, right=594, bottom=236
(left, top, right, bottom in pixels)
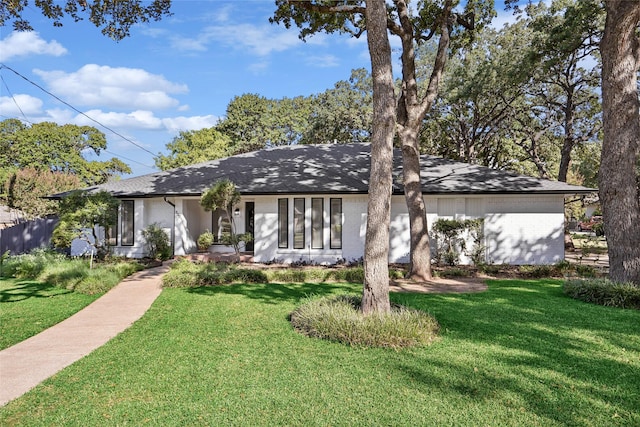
left=74, top=143, right=593, bottom=198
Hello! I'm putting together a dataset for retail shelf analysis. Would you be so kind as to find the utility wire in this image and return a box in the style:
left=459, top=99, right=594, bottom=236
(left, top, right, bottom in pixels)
left=0, top=63, right=160, bottom=159
left=0, top=113, right=156, bottom=170
left=0, top=74, right=32, bottom=123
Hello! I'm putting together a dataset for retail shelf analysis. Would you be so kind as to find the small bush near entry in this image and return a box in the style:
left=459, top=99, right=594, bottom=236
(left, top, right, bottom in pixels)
left=563, top=278, right=640, bottom=309
left=141, top=223, right=172, bottom=261
left=290, top=294, right=440, bottom=349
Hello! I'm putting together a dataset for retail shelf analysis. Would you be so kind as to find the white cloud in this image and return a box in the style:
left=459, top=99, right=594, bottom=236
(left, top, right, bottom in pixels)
left=172, top=23, right=302, bottom=56
left=43, top=107, right=218, bottom=134
left=248, top=61, right=270, bottom=74
left=0, top=94, right=44, bottom=116
left=162, top=115, right=220, bottom=132
left=0, top=32, right=67, bottom=62
left=71, top=109, right=164, bottom=130
left=33, top=64, right=188, bottom=110
left=305, top=55, right=340, bottom=68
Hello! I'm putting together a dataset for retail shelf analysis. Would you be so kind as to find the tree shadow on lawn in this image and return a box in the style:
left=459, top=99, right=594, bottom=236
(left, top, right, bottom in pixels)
left=390, top=279, right=640, bottom=425
left=0, top=279, right=72, bottom=303
left=186, top=281, right=358, bottom=305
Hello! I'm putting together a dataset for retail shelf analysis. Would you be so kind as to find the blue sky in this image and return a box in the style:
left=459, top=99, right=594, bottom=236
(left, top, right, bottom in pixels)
left=0, top=1, right=526, bottom=177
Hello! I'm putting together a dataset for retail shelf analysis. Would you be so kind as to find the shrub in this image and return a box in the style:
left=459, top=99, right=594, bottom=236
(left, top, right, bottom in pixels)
left=575, top=264, right=597, bottom=278
left=563, top=278, right=640, bottom=309
left=141, top=223, right=172, bottom=260
left=197, top=230, right=214, bottom=251
left=162, top=259, right=267, bottom=288
left=3, top=249, right=67, bottom=279
left=439, top=267, right=470, bottom=278
left=290, top=294, right=440, bottom=349
left=2, top=250, right=143, bottom=295
left=518, top=265, right=553, bottom=278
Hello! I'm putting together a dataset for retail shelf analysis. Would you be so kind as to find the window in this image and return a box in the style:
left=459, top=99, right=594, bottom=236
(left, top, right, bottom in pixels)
left=330, top=198, right=342, bottom=249
left=278, top=199, right=288, bottom=248
left=311, top=198, right=323, bottom=249
left=121, top=200, right=135, bottom=246
left=212, top=208, right=231, bottom=243
left=293, top=198, right=305, bottom=249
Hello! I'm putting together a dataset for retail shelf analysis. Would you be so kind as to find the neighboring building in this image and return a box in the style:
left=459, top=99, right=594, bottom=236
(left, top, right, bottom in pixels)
left=68, top=143, right=593, bottom=265
left=0, top=205, right=25, bottom=230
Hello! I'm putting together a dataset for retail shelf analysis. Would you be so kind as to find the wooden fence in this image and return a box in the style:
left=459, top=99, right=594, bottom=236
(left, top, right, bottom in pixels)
left=0, top=217, right=58, bottom=255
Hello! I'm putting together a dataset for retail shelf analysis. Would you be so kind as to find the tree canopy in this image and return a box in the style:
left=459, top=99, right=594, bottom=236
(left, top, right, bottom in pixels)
left=0, top=0, right=172, bottom=40
left=0, top=119, right=131, bottom=186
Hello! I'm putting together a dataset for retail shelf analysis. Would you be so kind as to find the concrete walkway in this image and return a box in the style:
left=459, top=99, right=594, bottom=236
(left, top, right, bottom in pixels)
left=0, top=263, right=168, bottom=407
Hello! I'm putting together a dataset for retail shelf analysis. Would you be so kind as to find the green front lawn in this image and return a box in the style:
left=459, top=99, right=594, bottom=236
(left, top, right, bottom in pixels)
left=0, top=277, right=100, bottom=350
left=2, top=280, right=639, bottom=426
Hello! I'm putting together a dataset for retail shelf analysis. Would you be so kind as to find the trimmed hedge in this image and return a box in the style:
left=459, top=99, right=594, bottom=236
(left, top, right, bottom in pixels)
left=563, top=278, right=640, bottom=309
left=162, top=259, right=268, bottom=288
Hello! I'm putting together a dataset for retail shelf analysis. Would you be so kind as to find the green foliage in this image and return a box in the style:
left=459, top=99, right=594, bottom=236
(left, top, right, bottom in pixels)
left=0, top=249, right=142, bottom=295
left=217, top=94, right=313, bottom=154
left=592, top=221, right=605, bottom=236
left=154, top=127, right=232, bottom=170
left=201, top=180, right=245, bottom=260
left=0, top=119, right=131, bottom=186
left=1, top=0, right=172, bottom=40
left=162, top=259, right=267, bottom=288
left=517, top=265, right=554, bottom=279
left=266, top=267, right=365, bottom=284
left=196, top=230, right=214, bottom=251
left=290, top=294, right=440, bottom=349
left=52, top=190, right=119, bottom=255
left=5, top=167, right=81, bottom=218
left=564, top=278, right=640, bottom=309
left=432, top=218, right=485, bottom=266
left=141, top=223, right=171, bottom=260
left=2, top=249, right=67, bottom=279
left=301, top=68, right=372, bottom=144
left=0, top=250, right=10, bottom=277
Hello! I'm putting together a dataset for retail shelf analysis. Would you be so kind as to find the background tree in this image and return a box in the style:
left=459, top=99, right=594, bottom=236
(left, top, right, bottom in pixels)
left=0, top=120, right=131, bottom=186
left=154, top=127, right=232, bottom=170
left=302, top=68, right=373, bottom=144
left=52, top=190, right=119, bottom=258
left=217, top=94, right=312, bottom=154
left=6, top=168, right=81, bottom=219
left=599, top=1, right=640, bottom=284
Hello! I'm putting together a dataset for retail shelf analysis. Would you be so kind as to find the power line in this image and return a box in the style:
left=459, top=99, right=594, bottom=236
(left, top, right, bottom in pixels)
left=0, top=74, right=32, bottom=123
left=0, top=63, right=160, bottom=159
left=0, top=113, right=157, bottom=170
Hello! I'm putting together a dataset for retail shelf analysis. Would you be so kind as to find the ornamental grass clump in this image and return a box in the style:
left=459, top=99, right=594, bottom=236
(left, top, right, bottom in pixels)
left=290, top=294, right=440, bottom=349
left=563, top=278, right=640, bottom=309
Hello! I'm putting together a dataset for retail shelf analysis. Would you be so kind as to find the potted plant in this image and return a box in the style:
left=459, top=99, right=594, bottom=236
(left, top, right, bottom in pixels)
left=197, top=230, right=214, bottom=252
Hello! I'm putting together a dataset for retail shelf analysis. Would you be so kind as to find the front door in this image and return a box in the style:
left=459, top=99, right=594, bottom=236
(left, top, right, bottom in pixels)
left=245, top=202, right=255, bottom=252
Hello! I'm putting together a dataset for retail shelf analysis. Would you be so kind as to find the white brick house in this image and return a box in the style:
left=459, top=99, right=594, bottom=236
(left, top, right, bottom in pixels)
left=69, top=144, right=592, bottom=265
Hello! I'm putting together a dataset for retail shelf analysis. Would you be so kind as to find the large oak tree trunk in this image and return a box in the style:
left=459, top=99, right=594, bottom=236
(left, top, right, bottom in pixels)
left=599, top=1, right=640, bottom=284
left=361, top=0, right=396, bottom=314
left=394, top=0, right=454, bottom=280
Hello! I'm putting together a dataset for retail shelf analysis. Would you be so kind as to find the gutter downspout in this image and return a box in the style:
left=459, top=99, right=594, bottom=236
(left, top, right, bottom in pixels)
left=164, top=197, right=176, bottom=257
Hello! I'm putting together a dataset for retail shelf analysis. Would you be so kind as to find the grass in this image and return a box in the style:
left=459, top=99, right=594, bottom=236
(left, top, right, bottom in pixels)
left=1, top=279, right=639, bottom=426
left=0, top=277, right=100, bottom=350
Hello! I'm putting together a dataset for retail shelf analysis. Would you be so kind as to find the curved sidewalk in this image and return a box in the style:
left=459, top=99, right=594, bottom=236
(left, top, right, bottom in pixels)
left=0, top=263, right=168, bottom=407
